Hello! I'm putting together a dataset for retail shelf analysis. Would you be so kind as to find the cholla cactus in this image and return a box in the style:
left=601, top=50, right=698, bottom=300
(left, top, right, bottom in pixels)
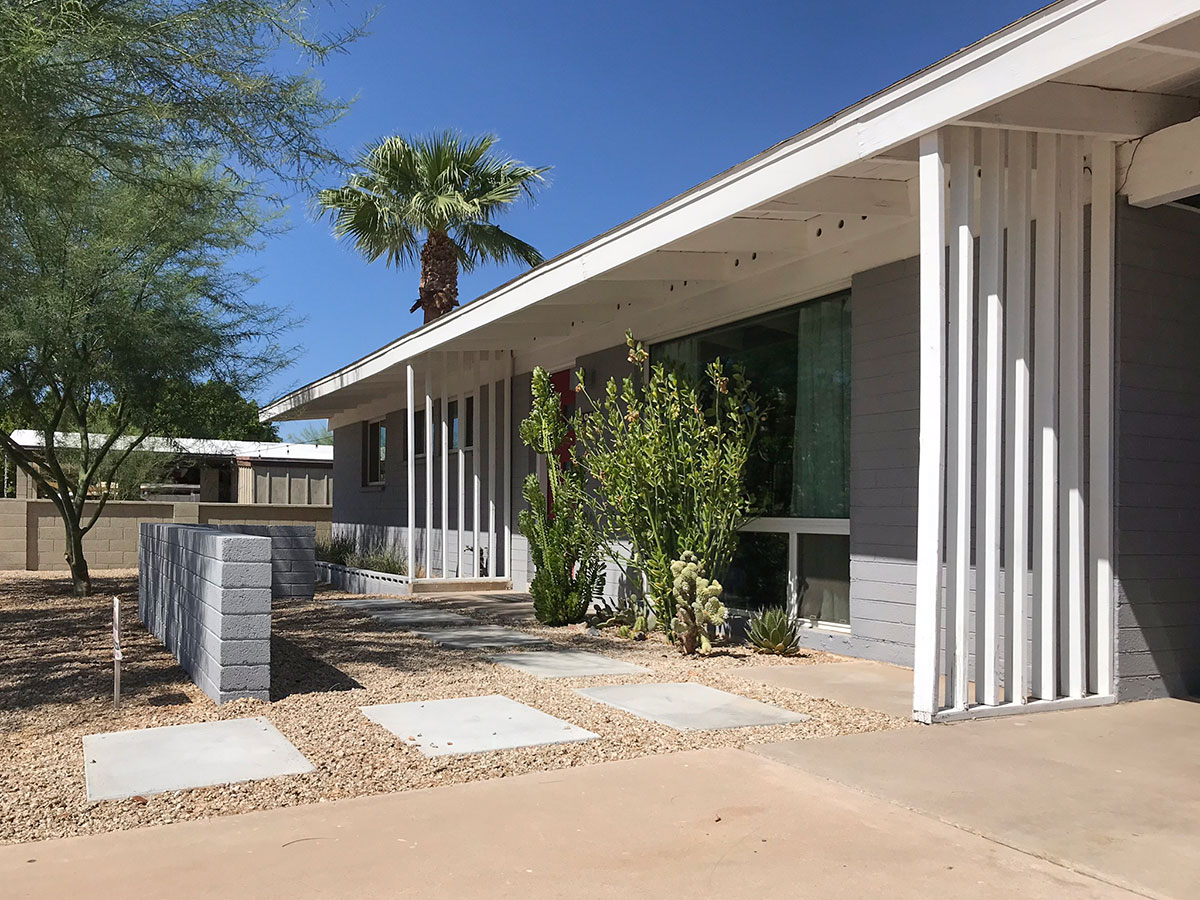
left=665, top=552, right=727, bottom=655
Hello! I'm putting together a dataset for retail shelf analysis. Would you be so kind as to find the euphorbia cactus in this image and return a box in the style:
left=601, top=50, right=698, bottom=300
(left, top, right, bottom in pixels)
left=664, top=552, right=727, bottom=655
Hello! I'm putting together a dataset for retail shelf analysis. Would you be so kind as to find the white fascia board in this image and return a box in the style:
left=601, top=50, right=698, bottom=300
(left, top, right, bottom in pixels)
left=1121, top=114, right=1200, bottom=206
left=261, top=0, right=1200, bottom=423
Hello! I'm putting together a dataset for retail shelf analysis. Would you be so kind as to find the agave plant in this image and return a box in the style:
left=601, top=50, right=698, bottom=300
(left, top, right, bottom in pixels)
left=747, top=607, right=803, bottom=656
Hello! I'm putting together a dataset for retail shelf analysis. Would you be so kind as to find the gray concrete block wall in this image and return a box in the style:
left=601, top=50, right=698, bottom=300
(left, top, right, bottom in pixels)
left=138, top=523, right=272, bottom=704
left=218, top=524, right=316, bottom=599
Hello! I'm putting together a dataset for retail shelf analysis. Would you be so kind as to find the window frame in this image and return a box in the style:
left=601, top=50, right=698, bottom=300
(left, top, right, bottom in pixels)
left=739, top=517, right=851, bottom=633
left=363, top=417, right=387, bottom=486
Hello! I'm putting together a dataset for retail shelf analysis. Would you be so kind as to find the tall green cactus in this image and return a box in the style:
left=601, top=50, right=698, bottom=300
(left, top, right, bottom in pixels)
left=664, top=552, right=727, bottom=655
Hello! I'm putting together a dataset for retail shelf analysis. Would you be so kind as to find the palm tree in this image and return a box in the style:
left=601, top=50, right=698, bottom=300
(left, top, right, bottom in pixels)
left=316, top=132, right=549, bottom=323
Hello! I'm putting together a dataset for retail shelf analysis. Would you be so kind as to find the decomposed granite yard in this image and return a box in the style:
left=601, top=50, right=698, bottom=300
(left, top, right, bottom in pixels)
left=0, top=569, right=910, bottom=844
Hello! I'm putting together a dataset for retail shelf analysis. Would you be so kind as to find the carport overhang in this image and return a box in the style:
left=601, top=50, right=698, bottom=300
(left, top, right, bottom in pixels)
left=262, top=0, right=1200, bottom=429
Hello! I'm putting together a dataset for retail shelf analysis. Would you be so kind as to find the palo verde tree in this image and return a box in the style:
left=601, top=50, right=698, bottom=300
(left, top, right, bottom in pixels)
left=316, top=132, right=548, bottom=323
left=0, top=165, right=288, bottom=595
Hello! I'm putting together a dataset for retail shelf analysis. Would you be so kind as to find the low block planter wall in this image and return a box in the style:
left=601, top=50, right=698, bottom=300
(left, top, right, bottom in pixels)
left=219, top=524, right=316, bottom=599
left=138, top=523, right=272, bottom=704
left=315, top=560, right=410, bottom=595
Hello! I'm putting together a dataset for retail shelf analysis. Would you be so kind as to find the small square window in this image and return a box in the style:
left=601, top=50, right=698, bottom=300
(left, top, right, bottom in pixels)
left=364, top=419, right=386, bottom=484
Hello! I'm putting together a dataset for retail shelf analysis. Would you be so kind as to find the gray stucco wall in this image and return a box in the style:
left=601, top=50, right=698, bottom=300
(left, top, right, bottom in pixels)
left=1113, top=200, right=1200, bottom=701
left=138, top=523, right=272, bottom=704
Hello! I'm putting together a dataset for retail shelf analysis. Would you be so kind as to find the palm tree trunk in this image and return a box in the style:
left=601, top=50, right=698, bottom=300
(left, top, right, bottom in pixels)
left=418, top=231, right=459, bottom=323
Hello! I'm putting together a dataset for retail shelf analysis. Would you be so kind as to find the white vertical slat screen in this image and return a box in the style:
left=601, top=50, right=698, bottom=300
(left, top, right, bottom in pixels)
left=472, top=356, right=482, bottom=578
left=424, top=365, right=434, bottom=580
left=406, top=364, right=416, bottom=583
left=487, top=352, right=498, bottom=578
left=457, top=354, right=467, bottom=578
left=440, top=353, right=450, bottom=578
left=912, top=124, right=1115, bottom=722
left=503, top=353, right=513, bottom=580
left=946, top=125, right=975, bottom=712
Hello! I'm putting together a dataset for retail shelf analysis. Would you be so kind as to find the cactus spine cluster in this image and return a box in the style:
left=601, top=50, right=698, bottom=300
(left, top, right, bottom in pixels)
left=665, top=552, right=727, bottom=655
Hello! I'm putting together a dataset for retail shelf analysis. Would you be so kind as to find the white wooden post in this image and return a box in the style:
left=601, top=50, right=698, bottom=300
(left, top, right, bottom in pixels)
left=472, top=356, right=482, bottom=577
left=440, top=352, right=450, bottom=578
left=913, top=130, right=948, bottom=723
left=1004, top=131, right=1033, bottom=705
left=487, top=352, right=498, bottom=578
left=457, top=354, right=468, bottom=578
left=406, top=363, right=416, bottom=585
left=946, top=125, right=975, bottom=711
left=1031, top=134, right=1059, bottom=701
left=424, top=362, right=434, bottom=581
left=1058, top=135, right=1086, bottom=699
left=1090, top=139, right=1117, bottom=696
left=976, top=128, right=1003, bottom=707
left=503, top=352, right=513, bottom=582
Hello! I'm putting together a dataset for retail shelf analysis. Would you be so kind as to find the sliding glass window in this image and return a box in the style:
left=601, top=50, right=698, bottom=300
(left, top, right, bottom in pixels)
left=652, top=290, right=851, bottom=626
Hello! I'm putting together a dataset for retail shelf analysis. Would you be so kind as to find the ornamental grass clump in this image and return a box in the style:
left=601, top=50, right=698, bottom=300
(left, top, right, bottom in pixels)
left=662, top=552, right=727, bottom=655
left=573, top=332, right=759, bottom=629
left=747, top=607, right=803, bottom=656
left=518, top=367, right=605, bottom=625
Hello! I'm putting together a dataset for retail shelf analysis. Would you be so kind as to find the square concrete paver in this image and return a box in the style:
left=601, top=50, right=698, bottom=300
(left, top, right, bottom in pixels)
left=412, top=625, right=549, bottom=650
left=327, top=596, right=414, bottom=612
left=83, top=717, right=314, bottom=802
left=488, top=649, right=650, bottom=678
left=577, top=682, right=809, bottom=731
left=372, top=607, right=475, bottom=628
left=736, top=660, right=916, bottom=718
left=361, top=695, right=597, bottom=756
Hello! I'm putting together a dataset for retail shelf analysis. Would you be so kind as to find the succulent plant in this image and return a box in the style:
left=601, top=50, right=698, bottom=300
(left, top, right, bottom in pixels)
left=747, top=607, right=803, bottom=656
left=664, top=552, right=727, bottom=655
left=591, top=594, right=653, bottom=639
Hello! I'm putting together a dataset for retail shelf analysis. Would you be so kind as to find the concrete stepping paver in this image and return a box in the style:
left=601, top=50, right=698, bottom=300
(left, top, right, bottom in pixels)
left=412, top=625, right=549, bottom=650
left=577, top=682, right=809, bottom=731
left=82, top=717, right=314, bottom=802
left=361, top=695, right=597, bottom=756
left=327, top=596, right=415, bottom=612
left=372, top=607, right=475, bottom=628
left=488, top=649, right=650, bottom=678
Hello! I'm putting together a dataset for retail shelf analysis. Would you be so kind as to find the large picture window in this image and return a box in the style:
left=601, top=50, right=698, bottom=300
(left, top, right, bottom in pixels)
left=652, top=291, right=851, bottom=625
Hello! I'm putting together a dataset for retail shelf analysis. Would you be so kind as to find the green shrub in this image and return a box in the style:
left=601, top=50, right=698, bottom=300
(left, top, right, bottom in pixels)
left=574, top=332, right=759, bottom=629
left=518, top=367, right=605, bottom=625
left=747, top=607, right=802, bottom=656
left=347, top=543, right=408, bottom=576
left=663, top=552, right=727, bottom=655
left=316, top=536, right=355, bottom=566
left=590, top=594, right=654, bottom=638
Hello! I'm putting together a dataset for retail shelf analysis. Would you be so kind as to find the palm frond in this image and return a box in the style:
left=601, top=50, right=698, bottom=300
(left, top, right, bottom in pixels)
left=453, top=221, right=545, bottom=273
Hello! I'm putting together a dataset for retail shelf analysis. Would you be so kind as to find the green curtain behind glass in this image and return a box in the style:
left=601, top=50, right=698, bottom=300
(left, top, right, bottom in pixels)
left=791, top=295, right=850, bottom=518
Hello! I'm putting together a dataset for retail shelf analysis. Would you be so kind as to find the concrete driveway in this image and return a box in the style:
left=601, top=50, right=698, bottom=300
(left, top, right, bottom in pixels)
left=755, top=697, right=1200, bottom=899
left=0, top=739, right=1149, bottom=900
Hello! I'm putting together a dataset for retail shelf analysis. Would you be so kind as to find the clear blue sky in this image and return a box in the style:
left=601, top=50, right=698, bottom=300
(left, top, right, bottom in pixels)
left=261, top=0, right=1044, bottom=439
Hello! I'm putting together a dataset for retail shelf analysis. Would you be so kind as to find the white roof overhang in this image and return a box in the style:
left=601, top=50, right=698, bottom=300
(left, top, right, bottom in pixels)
left=264, top=0, right=1200, bottom=423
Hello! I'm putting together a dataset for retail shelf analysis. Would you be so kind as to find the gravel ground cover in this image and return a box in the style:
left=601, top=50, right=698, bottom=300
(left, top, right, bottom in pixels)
left=0, top=569, right=911, bottom=844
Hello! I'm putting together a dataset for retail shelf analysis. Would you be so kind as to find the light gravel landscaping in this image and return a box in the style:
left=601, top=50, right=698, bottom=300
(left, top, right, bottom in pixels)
left=0, top=569, right=911, bottom=845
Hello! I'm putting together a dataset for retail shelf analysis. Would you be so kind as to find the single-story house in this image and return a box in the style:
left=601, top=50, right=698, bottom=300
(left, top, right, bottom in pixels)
left=263, top=0, right=1200, bottom=721
left=6, top=431, right=333, bottom=505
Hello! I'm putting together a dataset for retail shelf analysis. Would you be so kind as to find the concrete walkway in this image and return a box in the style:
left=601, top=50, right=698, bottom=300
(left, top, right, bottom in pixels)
left=754, top=698, right=1200, bottom=900
left=2, top=747, right=1138, bottom=899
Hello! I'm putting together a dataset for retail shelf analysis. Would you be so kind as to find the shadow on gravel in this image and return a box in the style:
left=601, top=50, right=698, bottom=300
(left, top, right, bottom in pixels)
left=270, top=634, right=362, bottom=700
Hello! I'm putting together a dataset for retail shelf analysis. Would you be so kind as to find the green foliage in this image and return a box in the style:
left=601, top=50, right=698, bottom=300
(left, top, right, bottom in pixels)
left=747, top=607, right=803, bottom=656
left=518, top=368, right=605, bottom=626
left=664, top=552, right=727, bottom=656
left=0, top=165, right=289, bottom=594
left=574, top=333, right=760, bottom=628
left=316, top=536, right=356, bottom=567
left=590, top=594, right=654, bottom=638
left=158, top=381, right=280, bottom=442
left=0, top=0, right=363, bottom=202
left=286, top=423, right=335, bottom=445
left=345, top=543, right=408, bottom=577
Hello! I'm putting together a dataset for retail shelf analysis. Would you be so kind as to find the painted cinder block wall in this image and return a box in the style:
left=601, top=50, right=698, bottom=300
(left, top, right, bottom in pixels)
left=138, top=523, right=272, bottom=704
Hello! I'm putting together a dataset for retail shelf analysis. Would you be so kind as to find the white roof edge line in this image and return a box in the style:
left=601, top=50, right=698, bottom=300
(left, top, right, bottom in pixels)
left=263, top=0, right=1200, bottom=421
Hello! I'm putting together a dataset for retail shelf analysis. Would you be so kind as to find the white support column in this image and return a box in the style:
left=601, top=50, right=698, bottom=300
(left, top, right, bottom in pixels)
left=1004, top=131, right=1033, bottom=705
left=503, top=352, right=513, bottom=582
left=406, top=364, right=416, bottom=585
left=1090, top=139, right=1117, bottom=697
left=424, top=362, right=434, bottom=581
left=487, top=352, right=498, bottom=579
left=440, top=352, right=450, bottom=578
left=457, top=354, right=468, bottom=578
left=472, top=356, right=482, bottom=578
left=913, top=130, right=949, bottom=724
left=976, top=128, right=1004, bottom=707
left=1031, top=134, right=1059, bottom=701
left=1059, top=136, right=1087, bottom=700
left=946, top=126, right=975, bottom=711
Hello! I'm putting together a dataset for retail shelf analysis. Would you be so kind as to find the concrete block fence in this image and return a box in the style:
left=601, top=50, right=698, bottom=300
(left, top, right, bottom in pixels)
left=138, top=523, right=272, bottom=704
left=220, top=524, right=316, bottom=599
